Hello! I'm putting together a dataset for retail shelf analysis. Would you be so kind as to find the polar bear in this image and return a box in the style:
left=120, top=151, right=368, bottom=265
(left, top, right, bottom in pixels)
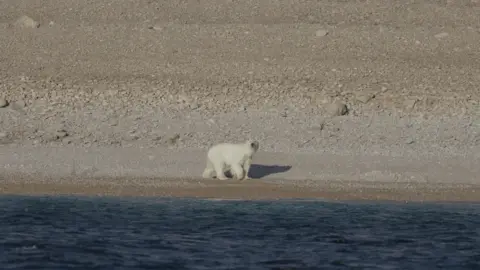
left=202, top=140, right=260, bottom=180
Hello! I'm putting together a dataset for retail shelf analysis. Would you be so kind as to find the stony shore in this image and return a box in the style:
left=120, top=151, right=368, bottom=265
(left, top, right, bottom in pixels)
left=1, top=0, right=479, bottom=201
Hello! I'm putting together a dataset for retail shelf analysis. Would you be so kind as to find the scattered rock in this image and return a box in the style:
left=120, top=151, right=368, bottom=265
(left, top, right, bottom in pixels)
left=405, top=139, right=415, bottom=145
left=0, top=98, right=8, bottom=108
left=152, top=135, right=163, bottom=142
left=313, top=94, right=330, bottom=105
left=109, top=120, right=119, bottom=126
left=177, top=94, right=190, bottom=104
left=183, top=132, right=194, bottom=139
left=0, top=132, right=12, bottom=144
left=326, top=101, right=348, bottom=117
left=42, top=129, right=69, bottom=142
left=473, top=134, right=480, bottom=145
left=434, top=32, right=449, bottom=39
left=356, top=93, right=375, bottom=104
left=404, top=99, right=418, bottom=111
left=319, top=121, right=325, bottom=131
left=148, top=25, right=163, bottom=31
left=298, top=137, right=314, bottom=147
left=14, top=100, right=26, bottom=108
left=109, top=140, right=121, bottom=146
left=127, top=134, right=139, bottom=141
left=310, top=120, right=325, bottom=131
left=10, top=100, right=27, bottom=111
left=54, top=130, right=69, bottom=140
left=189, top=103, right=200, bottom=110
left=14, top=15, right=40, bottom=29
left=167, top=133, right=180, bottom=145
left=315, top=29, right=329, bottom=37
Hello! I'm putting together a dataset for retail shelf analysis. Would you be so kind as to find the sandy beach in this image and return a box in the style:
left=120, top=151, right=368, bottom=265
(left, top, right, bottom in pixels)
left=3, top=176, right=480, bottom=203
left=1, top=146, right=479, bottom=202
left=1, top=1, right=479, bottom=202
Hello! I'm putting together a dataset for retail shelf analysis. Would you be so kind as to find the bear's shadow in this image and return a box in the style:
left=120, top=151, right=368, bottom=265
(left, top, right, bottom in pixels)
left=225, top=164, right=292, bottom=179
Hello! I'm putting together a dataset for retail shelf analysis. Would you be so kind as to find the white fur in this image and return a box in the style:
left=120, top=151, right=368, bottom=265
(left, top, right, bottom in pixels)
left=202, top=140, right=260, bottom=180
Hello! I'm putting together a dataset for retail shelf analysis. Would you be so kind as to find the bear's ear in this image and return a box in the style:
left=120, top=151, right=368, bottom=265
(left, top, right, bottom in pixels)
left=250, top=141, right=259, bottom=151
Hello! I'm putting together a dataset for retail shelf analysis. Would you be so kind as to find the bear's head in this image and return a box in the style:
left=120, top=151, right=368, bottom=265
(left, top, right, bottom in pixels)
left=246, top=140, right=260, bottom=152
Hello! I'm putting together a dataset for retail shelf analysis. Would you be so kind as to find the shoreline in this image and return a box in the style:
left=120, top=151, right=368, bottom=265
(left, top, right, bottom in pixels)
left=2, top=175, right=480, bottom=203
left=1, top=146, right=479, bottom=203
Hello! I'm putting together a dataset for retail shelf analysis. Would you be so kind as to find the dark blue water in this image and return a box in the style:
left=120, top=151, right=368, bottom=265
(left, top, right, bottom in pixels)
left=1, top=195, right=479, bottom=270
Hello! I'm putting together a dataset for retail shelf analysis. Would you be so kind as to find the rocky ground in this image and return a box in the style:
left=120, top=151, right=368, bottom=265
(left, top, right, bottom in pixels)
left=0, top=0, right=479, bottom=199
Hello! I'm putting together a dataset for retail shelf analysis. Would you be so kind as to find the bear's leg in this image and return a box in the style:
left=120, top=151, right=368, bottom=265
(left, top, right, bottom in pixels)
left=242, top=158, right=252, bottom=180
left=231, top=164, right=245, bottom=180
left=213, top=162, right=228, bottom=180
left=202, top=159, right=215, bottom=178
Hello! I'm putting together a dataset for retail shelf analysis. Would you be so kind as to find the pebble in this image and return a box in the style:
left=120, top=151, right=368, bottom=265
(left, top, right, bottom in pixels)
left=152, top=136, right=163, bottom=143
left=14, top=15, right=40, bottom=29
left=315, top=29, right=329, bottom=37
left=404, top=99, right=418, bottom=110
left=109, top=120, right=119, bottom=126
left=14, top=100, right=26, bottom=108
left=167, top=134, right=180, bottom=145
left=10, top=100, right=27, bottom=112
left=150, top=25, right=163, bottom=31
left=54, top=130, right=69, bottom=140
left=189, top=103, right=200, bottom=110
left=0, top=98, right=8, bottom=108
left=434, top=32, right=449, bottom=39
left=356, top=93, right=375, bottom=104
left=405, top=139, right=415, bottom=145
left=326, top=101, right=348, bottom=117
left=127, top=134, right=140, bottom=141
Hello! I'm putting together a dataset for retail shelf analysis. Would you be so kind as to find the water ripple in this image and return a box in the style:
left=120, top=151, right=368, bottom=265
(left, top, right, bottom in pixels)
left=0, top=196, right=479, bottom=269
